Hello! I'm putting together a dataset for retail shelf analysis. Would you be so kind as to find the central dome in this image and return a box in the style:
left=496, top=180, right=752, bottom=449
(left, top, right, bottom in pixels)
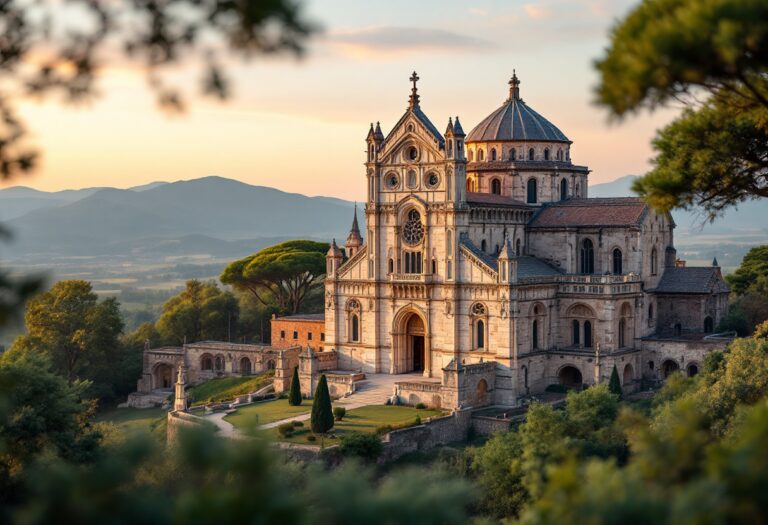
left=466, top=73, right=570, bottom=143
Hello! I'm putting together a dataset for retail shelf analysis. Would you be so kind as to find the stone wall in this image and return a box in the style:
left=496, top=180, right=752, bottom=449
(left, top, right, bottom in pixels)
left=166, top=410, right=208, bottom=442
left=379, top=408, right=473, bottom=462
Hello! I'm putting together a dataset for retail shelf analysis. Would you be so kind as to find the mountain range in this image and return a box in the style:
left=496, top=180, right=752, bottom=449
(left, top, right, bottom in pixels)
left=0, top=175, right=765, bottom=263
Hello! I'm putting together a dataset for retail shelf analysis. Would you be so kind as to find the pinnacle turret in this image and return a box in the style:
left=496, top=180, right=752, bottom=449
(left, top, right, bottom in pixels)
left=453, top=116, right=465, bottom=136
left=345, top=204, right=363, bottom=258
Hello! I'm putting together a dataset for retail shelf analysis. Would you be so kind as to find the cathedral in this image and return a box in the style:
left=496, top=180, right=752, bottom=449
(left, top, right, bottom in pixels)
left=131, top=71, right=732, bottom=410
left=321, top=71, right=731, bottom=408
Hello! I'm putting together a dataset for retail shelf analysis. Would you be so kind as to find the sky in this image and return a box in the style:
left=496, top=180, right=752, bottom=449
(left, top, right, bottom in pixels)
left=5, top=0, right=678, bottom=201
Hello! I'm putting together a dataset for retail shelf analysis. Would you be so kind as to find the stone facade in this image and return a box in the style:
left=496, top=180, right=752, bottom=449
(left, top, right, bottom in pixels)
left=319, top=72, right=732, bottom=409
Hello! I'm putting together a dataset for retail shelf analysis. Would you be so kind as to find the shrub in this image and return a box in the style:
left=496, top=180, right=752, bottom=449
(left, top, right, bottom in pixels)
left=292, top=420, right=304, bottom=428
left=609, top=364, right=623, bottom=400
left=545, top=384, right=568, bottom=393
left=311, top=375, right=334, bottom=434
left=415, top=402, right=427, bottom=410
left=375, top=425, right=394, bottom=436
left=414, top=415, right=422, bottom=425
left=288, top=366, right=302, bottom=406
left=307, top=435, right=316, bottom=442
left=277, top=422, right=294, bottom=438
left=338, top=433, right=383, bottom=463
left=333, top=406, right=346, bottom=421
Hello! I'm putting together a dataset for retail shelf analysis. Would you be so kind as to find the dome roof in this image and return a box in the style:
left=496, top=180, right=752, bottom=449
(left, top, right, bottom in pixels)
left=466, top=73, right=570, bottom=143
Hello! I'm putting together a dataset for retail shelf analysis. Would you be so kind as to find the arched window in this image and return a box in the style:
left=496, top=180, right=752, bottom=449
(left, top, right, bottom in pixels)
left=651, top=248, right=658, bottom=275
left=477, top=319, right=485, bottom=349
left=528, top=148, right=535, bottom=160
left=618, top=319, right=626, bottom=347
left=572, top=319, right=580, bottom=346
left=215, top=356, right=224, bottom=371
left=490, top=148, right=497, bottom=161
left=431, top=258, right=437, bottom=274
left=388, top=258, right=394, bottom=273
left=612, top=248, right=623, bottom=275
left=557, top=149, right=562, bottom=160
left=584, top=320, right=593, bottom=348
left=201, top=356, right=213, bottom=371
left=648, top=304, right=654, bottom=326
left=515, top=238, right=521, bottom=256
left=544, top=148, right=550, bottom=160
left=468, top=150, right=474, bottom=161
left=404, top=251, right=422, bottom=273
left=527, top=178, right=537, bottom=204
left=560, top=178, right=568, bottom=200
left=481, top=239, right=487, bottom=252
left=447, top=139, right=453, bottom=158
left=351, top=314, right=360, bottom=342
left=704, top=316, right=714, bottom=333
left=510, top=148, right=516, bottom=161
left=580, top=239, right=594, bottom=274
left=532, top=320, right=539, bottom=350
left=491, top=178, right=501, bottom=195
left=479, top=149, right=484, bottom=161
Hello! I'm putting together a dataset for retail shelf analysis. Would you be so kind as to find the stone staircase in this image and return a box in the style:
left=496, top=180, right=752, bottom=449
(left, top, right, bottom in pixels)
left=336, top=373, right=432, bottom=408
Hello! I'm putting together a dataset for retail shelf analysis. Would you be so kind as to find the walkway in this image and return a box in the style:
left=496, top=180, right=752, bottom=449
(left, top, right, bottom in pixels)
left=206, top=411, right=246, bottom=439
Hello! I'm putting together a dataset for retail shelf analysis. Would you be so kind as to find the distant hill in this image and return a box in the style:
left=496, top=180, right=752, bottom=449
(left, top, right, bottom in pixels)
left=1, top=176, right=354, bottom=260
left=590, top=175, right=768, bottom=240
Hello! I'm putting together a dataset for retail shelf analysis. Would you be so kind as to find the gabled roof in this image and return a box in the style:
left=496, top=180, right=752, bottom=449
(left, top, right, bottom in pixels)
left=529, top=198, right=648, bottom=228
left=467, top=192, right=529, bottom=207
left=651, top=267, right=730, bottom=294
left=460, top=236, right=563, bottom=279
left=387, top=106, right=445, bottom=148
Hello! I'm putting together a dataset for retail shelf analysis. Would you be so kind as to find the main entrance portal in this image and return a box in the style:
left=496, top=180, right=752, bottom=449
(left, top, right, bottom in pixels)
left=393, top=311, right=428, bottom=374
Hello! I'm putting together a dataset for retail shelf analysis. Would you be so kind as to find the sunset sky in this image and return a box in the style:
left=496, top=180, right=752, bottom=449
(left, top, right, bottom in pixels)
left=7, top=0, right=677, bottom=201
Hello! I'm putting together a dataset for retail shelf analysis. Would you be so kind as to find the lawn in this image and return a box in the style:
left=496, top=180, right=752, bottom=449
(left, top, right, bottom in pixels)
left=224, top=398, right=312, bottom=429
left=96, top=407, right=167, bottom=438
left=188, top=373, right=274, bottom=406
left=227, top=401, right=443, bottom=443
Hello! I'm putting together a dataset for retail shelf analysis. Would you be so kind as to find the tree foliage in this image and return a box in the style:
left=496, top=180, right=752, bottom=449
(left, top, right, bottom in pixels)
left=221, top=240, right=328, bottom=314
left=0, top=0, right=315, bottom=179
left=609, top=365, right=623, bottom=400
left=595, top=0, right=768, bottom=219
left=156, top=280, right=238, bottom=345
left=288, top=366, right=302, bottom=406
left=310, top=374, right=334, bottom=434
left=718, top=245, right=768, bottom=335
left=10, top=280, right=124, bottom=400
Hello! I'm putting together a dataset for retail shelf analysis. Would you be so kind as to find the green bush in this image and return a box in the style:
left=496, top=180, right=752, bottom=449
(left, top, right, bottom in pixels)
left=338, top=433, right=383, bottom=463
left=288, top=366, right=302, bottom=406
left=415, top=402, right=427, bottom=409
left=277, top=422, right=294, bottom=438
left=311, top=375, right=334, bottom=434
left=333, top=406, right=346, bottom=421
left=414, top=415, right=422, bottom=425
left=307, top=435, right=316, bottom=442
left=292, top=420, right=304, bottom=427
left=545, top=384, right=568, bottom=393
left=609, top=365, right=623, bottom=399
left=375, top=425, right=394, bottom=436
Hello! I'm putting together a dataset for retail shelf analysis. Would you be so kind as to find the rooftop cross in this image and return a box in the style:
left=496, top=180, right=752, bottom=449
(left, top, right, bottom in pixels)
left=408, top=70, right=421, bottom=108
left=508, top=69, right=521, bottom=101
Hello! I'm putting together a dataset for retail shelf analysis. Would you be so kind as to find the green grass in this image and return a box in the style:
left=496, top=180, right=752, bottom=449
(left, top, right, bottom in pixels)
left=224, top=398, right=311, bottom=429
left=96, top=407, right=167, bottom=438
left=227, top=403, right=443, bottom=443
left=188, top=373, right=274, bottom=406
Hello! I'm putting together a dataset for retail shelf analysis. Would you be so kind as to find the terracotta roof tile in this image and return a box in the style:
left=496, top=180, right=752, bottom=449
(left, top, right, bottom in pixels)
left=529, top=198, right=648, bottom=228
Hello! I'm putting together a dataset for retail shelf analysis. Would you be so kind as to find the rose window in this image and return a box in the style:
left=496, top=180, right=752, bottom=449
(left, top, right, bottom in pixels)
left=402, top=210, right=424, bottom=246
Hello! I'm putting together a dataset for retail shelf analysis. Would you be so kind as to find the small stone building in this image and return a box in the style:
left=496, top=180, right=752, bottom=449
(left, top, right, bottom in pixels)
left=271, top=314, right=326, bottom=352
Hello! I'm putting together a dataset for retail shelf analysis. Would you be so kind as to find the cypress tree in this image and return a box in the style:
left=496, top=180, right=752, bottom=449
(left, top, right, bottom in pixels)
left=609, top=364, right=623, bottom=400
left=288, top=366, right=302, bottom=406
left=311, top=374, right=334, bottom=434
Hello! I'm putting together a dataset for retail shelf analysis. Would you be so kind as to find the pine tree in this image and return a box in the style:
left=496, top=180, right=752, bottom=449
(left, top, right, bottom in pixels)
left=311, top=374, right=334, bottom=434
left=609, top=365, right=623, bottom=400
left=288, top=366, right=302, bottom=406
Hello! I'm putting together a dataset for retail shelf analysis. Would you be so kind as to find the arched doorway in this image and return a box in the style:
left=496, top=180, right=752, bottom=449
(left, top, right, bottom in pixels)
left=476, top=379, right=489, bottom=405
left=623, top=364, right=633, bottom=385
left=240, top=357, right=252, bottom=376
left=662, top=359, right=680, bottom=379
left=558, top=366, right=583, bottom=389
left=393, top=310, right=428, bottom=374
left=687, top=363, right=699, bottom=377
left=153, top=363, right=173, bottom=390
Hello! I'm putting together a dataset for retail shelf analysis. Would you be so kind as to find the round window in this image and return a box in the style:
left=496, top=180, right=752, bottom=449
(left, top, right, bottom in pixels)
left=406, top=146, right=418, bottom=161
left=387, top=173, right=399, bottom=189
left=403, top=209, right=424, bottom=246
left=426, top=172, right=439, bottom=188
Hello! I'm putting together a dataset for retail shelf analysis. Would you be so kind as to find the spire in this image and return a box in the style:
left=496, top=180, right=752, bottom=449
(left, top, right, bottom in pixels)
left=445, top=116, right=454, bottom=135
left=346, top=204, right=364, bottom=257
left=408, top=71, right=420, bottom=109
left=712, top=257, right=719, bottom=267
left=508, top=69, right=521, bottom=101
left=327, top=238, right=342, bottom=258
left=499, top=232, right=515, bottom=260
left=374, top=121, right=384, bottom=141
left=366, top=122, right=375, bottom=140
left=453, top=116, right=465, bottom=136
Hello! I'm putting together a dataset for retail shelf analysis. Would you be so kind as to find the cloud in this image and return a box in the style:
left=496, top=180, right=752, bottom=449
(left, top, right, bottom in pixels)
left=468, top=7, right=488, bottom=17
left=325, top=26, right=496, bottom=59
left=523, top=3, right=553, bottom=19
